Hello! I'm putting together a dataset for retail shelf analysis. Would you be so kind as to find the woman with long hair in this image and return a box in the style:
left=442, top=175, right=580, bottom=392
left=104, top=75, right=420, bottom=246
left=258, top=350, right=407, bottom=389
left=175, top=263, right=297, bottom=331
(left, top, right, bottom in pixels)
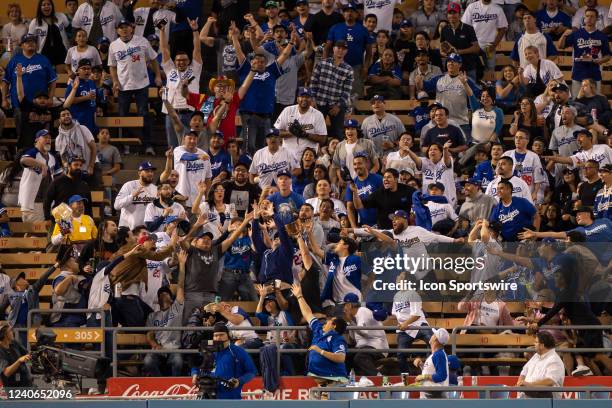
left=1, top=4, right=28, bottom=52
left=372, top=30, right=392, bottom=63
left=366, top=48, right=402, bottom=100
left=430, top=19, right=448, bottom=49
left=540, top=203, right=574, bottom=233
left=29, top=0, right=70, bottom=67
left=552, top=168, right=580, bottom=219
left=509, top=97, right=543, bottom=139
left=303, top=165, right=340, bottom=200
left=192, top=182, right=234, bottom=240
left=292, top=147, right=317, bottom=196
left=496, top=65, right=525, bottom=114
left=64, top=28, right=103, bottom=78
left=470, top=85, right=504, bottom=145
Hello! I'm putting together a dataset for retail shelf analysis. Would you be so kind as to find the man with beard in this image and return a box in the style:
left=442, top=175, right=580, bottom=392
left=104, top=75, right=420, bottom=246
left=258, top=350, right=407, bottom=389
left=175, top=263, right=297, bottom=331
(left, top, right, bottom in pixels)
left=18, top=130, right=63, bottom=223
left=173, top=131, right=212, bottom=209
left=179, top=211, right=253, bottom=323
left=345, top=152, right=382, bottom=228
left=144, top=183, right=186, bottom=232
left=473, top=142, right=504, bottom=190
left=115, top=161, right=158, bottom=229
left=546, top=83, right=588, bottom=132
left=55, top=109, right=98, bottom=185
left=363, top=210, right=459, bottom=280
left=50, top=195, right=98, bottom=250
left=503, top=129, right=547, bottom=203
left=549, top=106, right=583, bottom=182
left=249, top=128, right=296, bottom=188
left=350, top=168, right=415, bottom=229
left=2, top=34, right=57, bottom=148
left=44, top=156, right=93, bottom=220
left=223, top=163, right=261, bottom=218
left=274, top=87, right=327, bottom=162
left=490, top=179, right=538, bottom=241
left=361, top=95, right=406, bottom=158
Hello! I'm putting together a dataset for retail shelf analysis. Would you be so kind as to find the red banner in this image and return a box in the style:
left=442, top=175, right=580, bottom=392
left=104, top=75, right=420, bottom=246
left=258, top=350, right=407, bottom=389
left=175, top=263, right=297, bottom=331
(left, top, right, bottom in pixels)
left=107, top=376, right=612, bottom=399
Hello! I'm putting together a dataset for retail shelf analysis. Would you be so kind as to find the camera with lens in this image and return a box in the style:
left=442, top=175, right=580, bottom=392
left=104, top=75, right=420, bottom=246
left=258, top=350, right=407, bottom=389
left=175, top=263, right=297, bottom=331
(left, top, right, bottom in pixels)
left=288, top=119, right=308, bottom=139
left=194, top=340, right=228, bottom=399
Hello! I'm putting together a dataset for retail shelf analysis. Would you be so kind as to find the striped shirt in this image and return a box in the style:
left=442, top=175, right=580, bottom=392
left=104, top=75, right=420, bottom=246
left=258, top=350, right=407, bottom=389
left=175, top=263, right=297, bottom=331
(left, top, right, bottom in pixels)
left=310, top=58, right=354, bottom=113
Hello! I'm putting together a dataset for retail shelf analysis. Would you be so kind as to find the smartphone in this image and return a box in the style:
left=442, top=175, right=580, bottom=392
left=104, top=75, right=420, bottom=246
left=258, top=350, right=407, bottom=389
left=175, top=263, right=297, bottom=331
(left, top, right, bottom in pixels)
left=274, top=279, right=281, bottom=289
left=214, top=295, right=221, bottom=303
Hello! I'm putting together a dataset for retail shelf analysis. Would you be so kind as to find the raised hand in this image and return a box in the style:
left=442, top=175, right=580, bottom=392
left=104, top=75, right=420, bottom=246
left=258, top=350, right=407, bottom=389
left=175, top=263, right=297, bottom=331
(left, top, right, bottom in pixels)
left=187, top=17, right=199, bottom=31
left=177, top=249, right=188, bottom=265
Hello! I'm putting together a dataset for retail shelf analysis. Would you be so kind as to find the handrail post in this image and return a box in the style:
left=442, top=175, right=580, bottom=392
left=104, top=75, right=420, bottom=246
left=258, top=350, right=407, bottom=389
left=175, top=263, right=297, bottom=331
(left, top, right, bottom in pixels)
left=112, top=328, right=118, bottom=377
left=275, top=326, right=281, bottom=381
left=100, top=308, right=106, bottom=358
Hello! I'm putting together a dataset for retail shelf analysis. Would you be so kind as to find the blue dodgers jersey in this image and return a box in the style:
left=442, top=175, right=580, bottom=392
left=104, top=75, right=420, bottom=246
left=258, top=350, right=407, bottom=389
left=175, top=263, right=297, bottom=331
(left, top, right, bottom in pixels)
left=307, top=318, right=347, bottom=378
left=327, top=22, right=373, bottom=67
left=490, top=197, right=536, bottom=241
left=344, top=173, right=383, bottom=226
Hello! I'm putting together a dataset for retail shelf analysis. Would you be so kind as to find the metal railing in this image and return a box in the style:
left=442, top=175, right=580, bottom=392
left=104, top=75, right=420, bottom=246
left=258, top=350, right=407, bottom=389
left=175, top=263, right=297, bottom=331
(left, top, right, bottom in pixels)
left=307, top=385, right=612, bottom=400
left=23, top=308, right=612, bottom=379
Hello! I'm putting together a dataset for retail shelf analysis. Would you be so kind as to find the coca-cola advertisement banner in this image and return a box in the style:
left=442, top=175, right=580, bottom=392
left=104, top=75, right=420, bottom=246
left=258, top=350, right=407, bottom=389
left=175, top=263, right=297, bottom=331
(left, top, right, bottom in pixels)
left=107, top=376, right=612, bottom=399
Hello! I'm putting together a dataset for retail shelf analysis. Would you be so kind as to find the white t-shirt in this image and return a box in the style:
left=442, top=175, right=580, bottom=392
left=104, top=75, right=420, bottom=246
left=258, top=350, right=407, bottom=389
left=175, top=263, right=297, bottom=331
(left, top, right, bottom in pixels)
left=426, top=201, right=458, bottom=225
left=249, top=146, right=296, bottom=188
left=503, top=149, right=547, bottom=193
left=461, top=1, right=508, bottom=47
left=392, top=290, right=429, bottom=338
left=476, top=300, right=501, bottom=327
left=274, top=105, right=327, bottom=162
left=114, top=180, right=158, bottom=229
left=353, top=307, right=389, bottom=350
left=519, top=349, right=565, bottom=399
left=65, top=46, right=103, bottom=73
left=161, top=60, right=202, bottom=114
left=306, top=197, right=347, bottom=216
left=385, top=151, right=418, bottom=175
left=471, top=108, right=498, bottom=144
left=227, top=306, right=259, bottom=341
left=420, top=157, right=457, bottom=207
left=198, top=202, right=232, bottom=241
left=485, top=175, right=534, bottom=204
left=363, top=0, right=402, bottom=32
left=522, top=59, right=563, bottom=86
left=173, top=146, right=213, bottom=207
left=133, top=7, right=176, bottom=40
left=108, top=35, right=158, bottom=90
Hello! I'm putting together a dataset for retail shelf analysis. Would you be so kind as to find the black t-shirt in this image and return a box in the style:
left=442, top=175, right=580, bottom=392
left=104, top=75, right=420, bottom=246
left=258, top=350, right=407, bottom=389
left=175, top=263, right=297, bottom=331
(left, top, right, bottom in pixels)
left=304, top=10, right=345, bottom=46
left=18, top=99, right=57, bottom=149
left=422, top=124, right=466, bottom=148
left=185, top=244, right=223, bottom=294
left=223, top=181, right=261, bottom=217
left=362, top=184, right=416, bottom=229
left=440, top=23, right=479, bottom=71
left=0, top=342, right=32, bottom=387
left=578, top=179, right=604, bottom=207
left=400, top=47, right=443, bottom=73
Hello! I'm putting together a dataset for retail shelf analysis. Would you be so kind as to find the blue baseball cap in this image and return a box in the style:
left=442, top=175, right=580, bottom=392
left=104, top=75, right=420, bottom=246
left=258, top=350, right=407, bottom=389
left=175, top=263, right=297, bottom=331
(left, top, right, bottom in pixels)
left=266, top=128, right=280, bottom=137
left=461, top=177, right=481, bottom=186
left=68, top=195, right=88, bottom=205
left=428, top=182, right=445, bottom=192
left=138, top=161, right=157, bottom=171
left=344, top=119, right=359, bottom=128
left=399, top=19, right=412, bottom=28
left=197, top=230, right=214, bottom=239
left=117, top=18, right=133, bottom=27
left=212, top=130, right=224, bottom=139
left=297, top=87, right=312, bottom=97
left=343, top=3, right=357, bottom=11
left=162, top=215, right=179, bottom=224
left=354, top=151, right=369, bottom=159
left=147, top=34, right=159, bottom=42
left=373, top=309, right=388, bottom=322
left=35, top=129, right=50, bottom=140
left=370, top=94, right=385, bottom=103
left=343, top=293, right=360, bottom=304
left=98, top=36, right=110, bottom=44
left=277, top=169, right=292, bottom=178
left=20, top=34, right=38, bottom=45
left=447, top=53, right=463, bottom=63
left=389, top=210, right=409, bottom=220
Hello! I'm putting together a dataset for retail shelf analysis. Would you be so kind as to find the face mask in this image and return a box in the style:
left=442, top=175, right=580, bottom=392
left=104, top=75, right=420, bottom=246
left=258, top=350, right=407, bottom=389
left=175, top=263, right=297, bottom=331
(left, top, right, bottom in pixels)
left=70, top=169, right=82, bottom=178
left=99, top=45, right=109, bottom=53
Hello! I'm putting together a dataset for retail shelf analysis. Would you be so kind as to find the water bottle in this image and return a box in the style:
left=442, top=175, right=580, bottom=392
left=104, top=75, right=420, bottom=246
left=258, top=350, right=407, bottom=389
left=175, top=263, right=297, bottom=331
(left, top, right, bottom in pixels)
left=349, top=369, right=356, bottom=386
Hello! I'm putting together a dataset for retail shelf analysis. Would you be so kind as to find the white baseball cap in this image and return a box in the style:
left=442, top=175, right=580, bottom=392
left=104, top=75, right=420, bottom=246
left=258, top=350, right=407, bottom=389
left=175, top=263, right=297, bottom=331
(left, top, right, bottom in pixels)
left=432, top=328, right=450, bottom=345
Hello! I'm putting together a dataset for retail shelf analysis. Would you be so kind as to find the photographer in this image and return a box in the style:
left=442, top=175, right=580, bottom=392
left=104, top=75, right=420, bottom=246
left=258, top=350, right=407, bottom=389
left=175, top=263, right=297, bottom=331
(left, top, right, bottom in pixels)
left=190, top=322, right=257, bottom=399
left=0, top=324, right=33, bottom=387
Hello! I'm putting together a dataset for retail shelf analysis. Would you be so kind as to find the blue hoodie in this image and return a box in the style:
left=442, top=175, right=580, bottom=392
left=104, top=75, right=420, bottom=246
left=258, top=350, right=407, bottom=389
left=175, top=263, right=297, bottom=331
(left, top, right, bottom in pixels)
left=252, top=213, right=294, bottom=284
